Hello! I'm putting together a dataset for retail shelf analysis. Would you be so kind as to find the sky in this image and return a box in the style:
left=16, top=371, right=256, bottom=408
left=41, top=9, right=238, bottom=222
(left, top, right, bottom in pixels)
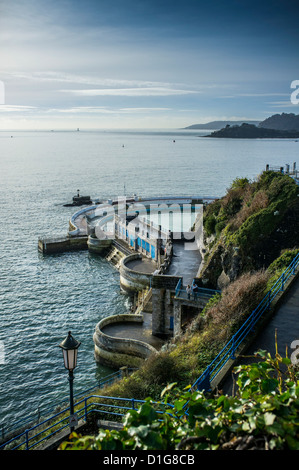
left=0, top=0, right=299, bottom=130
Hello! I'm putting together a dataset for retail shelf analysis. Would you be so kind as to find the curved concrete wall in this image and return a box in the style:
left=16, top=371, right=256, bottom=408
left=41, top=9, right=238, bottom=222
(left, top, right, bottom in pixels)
left=69, top=205, right=98, bottom=236
left=87, top=236, right=113, bottom=254
left=119, top=254, right=153, bottom=293
left=93, top=314, right=157, bottom=368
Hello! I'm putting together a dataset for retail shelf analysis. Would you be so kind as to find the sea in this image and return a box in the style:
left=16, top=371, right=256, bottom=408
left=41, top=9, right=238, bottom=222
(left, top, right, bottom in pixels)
left=0, top=128, right=298, bottom=433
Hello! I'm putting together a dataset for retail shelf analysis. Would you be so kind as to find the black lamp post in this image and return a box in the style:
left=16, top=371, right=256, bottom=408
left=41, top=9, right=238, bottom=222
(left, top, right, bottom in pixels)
left=59, top=331, right=81, bottom=432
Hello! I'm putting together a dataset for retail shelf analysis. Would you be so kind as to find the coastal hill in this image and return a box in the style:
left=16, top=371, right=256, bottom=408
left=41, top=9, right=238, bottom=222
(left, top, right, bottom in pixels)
left=258, top=113, right=299, bottom=131
left=184, top=120, right=260, bottom=130
left=205, top=122, right=299, bottom=139
left=185, top=113, right=299, bottom=138
left=200, top=170, right=299, bottom=289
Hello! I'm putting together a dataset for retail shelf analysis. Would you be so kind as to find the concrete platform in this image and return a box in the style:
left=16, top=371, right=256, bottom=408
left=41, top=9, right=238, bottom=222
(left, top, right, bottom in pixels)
left=102, top=313, right=165, bottom=350
left=125, top=258, right=157, bottom=274
left=166, top=241, right=201, bottom=284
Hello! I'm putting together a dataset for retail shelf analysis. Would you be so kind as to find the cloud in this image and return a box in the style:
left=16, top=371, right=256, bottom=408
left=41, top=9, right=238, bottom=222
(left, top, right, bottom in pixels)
left=0, top=105, right=37, bottom=112
left=7, top=71, right=169, bottom=89
left=268, top=100, right=298, bottom=108
left=47, top=106, right=171, bottom=114
left=61, top=87, right=198, bottom=97
left=220, top=92, right=290, bottom=99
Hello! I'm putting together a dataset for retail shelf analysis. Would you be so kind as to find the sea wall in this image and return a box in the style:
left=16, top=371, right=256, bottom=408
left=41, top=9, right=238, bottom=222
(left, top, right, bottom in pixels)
left=38, top=235, right=88, bottom=254
left=69, top=205, right=98, bottom=236
left=93, top=314, right=157, bottom=368
left=119, top=254, right=153, bottom=293
left=87, top=236, right=113, bottom=254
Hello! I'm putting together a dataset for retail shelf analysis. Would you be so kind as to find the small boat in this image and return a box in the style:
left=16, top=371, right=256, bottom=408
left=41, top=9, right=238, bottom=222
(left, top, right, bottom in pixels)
left=64, top=190, right=92, bottom=207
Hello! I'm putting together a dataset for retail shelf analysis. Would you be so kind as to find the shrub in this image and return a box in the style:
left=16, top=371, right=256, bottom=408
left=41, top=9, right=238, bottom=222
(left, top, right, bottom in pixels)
left=220, top=187, right=243, bottom=218
left=204, top=270, right=270, bottom=340
left=268, top=248, right=299, bottom=274
left=229, top=189, right=269, bottom=231
left=230, top=176, right=250, bottom=190
left=267, top=248, right=299, bottom=289
left=215, top=220, right=226, bottom=237
left=203, top=214, right=216, bottom=236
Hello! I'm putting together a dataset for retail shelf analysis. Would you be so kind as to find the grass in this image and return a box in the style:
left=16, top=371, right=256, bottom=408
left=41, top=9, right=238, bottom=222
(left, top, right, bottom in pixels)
left=266, top=248, right=299, bottom=290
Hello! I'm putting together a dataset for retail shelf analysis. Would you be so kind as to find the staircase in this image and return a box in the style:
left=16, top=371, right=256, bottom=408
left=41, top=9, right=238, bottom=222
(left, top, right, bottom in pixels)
left=134, top=287, right=153, bottom=314
left=105, top=239, right=132, bottom=269
left=105, top=246, right=125, bottom=269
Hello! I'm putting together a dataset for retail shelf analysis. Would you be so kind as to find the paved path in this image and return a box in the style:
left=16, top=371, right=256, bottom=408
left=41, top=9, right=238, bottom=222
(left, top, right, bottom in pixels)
left=245, top=276, right=299, bottom=358
left=166, top=242, right=201, bottom=284
left=223, top=276, right=299, bottom=394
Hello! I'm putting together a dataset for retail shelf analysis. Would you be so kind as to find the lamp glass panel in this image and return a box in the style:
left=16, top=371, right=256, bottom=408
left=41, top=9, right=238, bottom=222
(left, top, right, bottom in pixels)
left=68, top=349, right=77, bottom=370
left=62, top=349, right=77, bottom=370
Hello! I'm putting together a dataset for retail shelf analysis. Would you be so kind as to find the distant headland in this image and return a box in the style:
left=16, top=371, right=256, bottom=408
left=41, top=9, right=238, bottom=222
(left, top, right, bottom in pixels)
left=205, top=123, right=299, bottom=139
left=184, top=113, right=299, bottom=139
left=184, top=120, right=260, bottom=130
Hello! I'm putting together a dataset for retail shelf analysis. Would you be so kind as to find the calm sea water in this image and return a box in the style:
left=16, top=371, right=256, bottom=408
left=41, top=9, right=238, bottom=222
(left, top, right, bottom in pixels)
left=0, top=128, right=298, bottom=430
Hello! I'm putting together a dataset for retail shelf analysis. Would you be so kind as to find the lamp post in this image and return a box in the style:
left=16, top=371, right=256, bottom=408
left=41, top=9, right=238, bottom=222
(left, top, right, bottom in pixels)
left=59, top=331, right=81, bottom=432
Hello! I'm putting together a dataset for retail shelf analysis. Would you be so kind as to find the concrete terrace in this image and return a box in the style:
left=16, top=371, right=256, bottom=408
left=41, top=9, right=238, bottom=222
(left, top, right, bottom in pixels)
left=122, top=239, right=202, bottom=285
left=101, top=312, right=165, bottom=350
left=125, top=257, right=157, bottom=274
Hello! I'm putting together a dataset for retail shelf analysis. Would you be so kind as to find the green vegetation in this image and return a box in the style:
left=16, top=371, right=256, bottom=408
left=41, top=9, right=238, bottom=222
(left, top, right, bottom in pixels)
left=206, top=171, right=298, bottom=244
left=60, top=348, right=299, bottom=450
left=267, top=248, right=299, bottom=289
left=200, top=171, right=299, bottom=288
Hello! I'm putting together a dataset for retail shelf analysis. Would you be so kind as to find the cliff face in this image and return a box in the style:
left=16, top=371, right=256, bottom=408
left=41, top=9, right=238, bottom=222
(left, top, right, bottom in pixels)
left=199, top=172, right=299, bottom=290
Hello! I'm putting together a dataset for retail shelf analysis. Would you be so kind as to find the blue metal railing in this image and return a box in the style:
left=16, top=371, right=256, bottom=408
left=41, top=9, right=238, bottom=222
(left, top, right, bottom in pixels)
left=175, top=278, right=182, bottom=296
left=175, top=279, right=220, bottom=301
left=192, top=251, right=299, bottom=392
left=0, top=369, right=131, bottom=445
left=0, top=395, right=174, bottom=451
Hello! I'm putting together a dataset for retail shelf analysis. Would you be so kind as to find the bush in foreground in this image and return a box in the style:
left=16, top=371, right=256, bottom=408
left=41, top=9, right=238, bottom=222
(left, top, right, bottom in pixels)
left=59, top=348, right=299, bottom=450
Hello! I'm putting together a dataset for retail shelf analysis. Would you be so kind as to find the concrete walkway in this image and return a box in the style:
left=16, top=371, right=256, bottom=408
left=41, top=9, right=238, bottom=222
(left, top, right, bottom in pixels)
left=223, top=276, right=299, bottom=394
left=166, top=241, right=201, bottom=284
left=245, top=276, right=299, bottom=358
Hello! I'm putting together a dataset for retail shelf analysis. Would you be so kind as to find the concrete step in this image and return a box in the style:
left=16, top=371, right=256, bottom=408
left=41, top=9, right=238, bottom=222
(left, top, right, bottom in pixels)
left=97, top=419, right=123, bottom=431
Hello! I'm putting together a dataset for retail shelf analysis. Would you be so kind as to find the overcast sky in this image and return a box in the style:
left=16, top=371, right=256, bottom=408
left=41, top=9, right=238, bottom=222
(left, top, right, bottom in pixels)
left=0, top=0, right=298, bottom=129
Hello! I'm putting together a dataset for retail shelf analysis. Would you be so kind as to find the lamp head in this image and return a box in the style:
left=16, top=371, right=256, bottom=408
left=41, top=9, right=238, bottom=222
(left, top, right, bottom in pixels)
left=59, top=331, right=81, bottom=371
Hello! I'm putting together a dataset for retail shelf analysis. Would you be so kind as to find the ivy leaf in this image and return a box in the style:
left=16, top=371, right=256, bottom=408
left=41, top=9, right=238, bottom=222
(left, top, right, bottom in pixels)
left=286, top=435, right=299, bottom=450
left=261, top=378, right=279, bottom=394
left=161, top=382, right=177, bottom=398
left=264, top=412, right=276, bottom=426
